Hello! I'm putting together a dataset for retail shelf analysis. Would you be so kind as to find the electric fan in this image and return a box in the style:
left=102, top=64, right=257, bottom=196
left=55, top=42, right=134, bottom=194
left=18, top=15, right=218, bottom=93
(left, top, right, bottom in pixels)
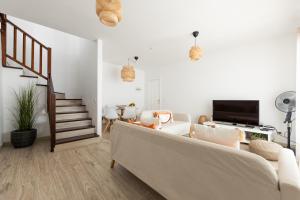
left=275, top=91, right=296, bottom=149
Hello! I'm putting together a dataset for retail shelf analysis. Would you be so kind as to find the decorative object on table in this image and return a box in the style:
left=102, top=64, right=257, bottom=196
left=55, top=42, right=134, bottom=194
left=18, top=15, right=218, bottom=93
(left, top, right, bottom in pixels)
left=11, top=84, right=38, bottom=148
left=275, top=91, right=296, bottom=149
left=96, top=0, right=122, bottom=27
left=103, top=106, right=119, bottom=133
left=121, top=56, right=139, bottom=82
left=189, top=31, right=203, bottom=61
left=198, top=115, right=208, bottom=124
left=249, top=140, right=283, bottom=161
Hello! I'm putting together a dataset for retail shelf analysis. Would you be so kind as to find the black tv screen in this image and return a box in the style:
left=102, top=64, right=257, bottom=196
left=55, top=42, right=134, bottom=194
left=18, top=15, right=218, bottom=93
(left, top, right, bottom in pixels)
left=213, top=100, right=259, bottom=126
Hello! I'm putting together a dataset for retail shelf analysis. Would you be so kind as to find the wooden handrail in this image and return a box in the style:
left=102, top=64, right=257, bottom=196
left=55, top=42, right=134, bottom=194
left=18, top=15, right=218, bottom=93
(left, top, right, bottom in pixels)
left=1, top=14, right=7, bottom=66
left=1, top=13, right=56, bottom=152
left=1, top=15, right=51, bottom=80
left=48, top=75, right=56, bottom=152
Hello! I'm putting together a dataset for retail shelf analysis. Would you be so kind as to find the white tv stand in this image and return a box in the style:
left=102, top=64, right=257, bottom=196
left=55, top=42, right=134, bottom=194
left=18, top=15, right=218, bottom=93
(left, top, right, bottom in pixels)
left=203, top=121, right=275, bottom=144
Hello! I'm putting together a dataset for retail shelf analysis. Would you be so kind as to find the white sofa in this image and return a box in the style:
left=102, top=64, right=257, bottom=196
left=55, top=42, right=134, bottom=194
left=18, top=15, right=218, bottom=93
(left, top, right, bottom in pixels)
left=140, top=110, right=191, bottom=135
left=111, top=121, right=300, bottom=200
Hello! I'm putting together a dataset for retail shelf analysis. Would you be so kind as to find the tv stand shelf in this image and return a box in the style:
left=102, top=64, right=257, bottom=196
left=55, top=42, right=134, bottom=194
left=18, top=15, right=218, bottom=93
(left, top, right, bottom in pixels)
left=204, top=122, right=275, bottom=144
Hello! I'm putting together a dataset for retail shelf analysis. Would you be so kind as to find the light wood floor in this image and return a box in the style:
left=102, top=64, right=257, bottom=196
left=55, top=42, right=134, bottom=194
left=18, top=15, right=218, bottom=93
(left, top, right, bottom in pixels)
left=0, top=137, right=165, bottom=200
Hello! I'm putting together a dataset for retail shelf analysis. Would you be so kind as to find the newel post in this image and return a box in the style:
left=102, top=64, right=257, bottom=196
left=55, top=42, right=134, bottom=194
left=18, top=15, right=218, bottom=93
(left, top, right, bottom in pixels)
left=47, top=47, right=52, bottom=77
left=47, top=48, right=52, bottom=112
left=0, top=13, right=7, bottom=66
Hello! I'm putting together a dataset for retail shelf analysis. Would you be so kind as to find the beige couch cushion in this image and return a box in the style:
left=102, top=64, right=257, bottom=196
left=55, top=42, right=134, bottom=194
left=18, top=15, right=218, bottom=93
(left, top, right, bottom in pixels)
left=278, top=148, right=300, bottom=200
left=190, top=124, right=241, bottom=149
left=160, top=121, right=191, bottom=135
left=249, top=140, right=283, bottom=161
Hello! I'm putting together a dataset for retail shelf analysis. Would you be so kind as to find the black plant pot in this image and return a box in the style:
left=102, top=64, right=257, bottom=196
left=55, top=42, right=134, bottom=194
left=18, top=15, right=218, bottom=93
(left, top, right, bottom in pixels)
left=11, top=129, right=37, bottom=148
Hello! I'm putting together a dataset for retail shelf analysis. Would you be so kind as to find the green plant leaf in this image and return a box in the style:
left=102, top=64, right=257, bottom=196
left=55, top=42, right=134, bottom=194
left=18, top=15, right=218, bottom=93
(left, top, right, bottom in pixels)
left=11, top=84, right=38, bottom=131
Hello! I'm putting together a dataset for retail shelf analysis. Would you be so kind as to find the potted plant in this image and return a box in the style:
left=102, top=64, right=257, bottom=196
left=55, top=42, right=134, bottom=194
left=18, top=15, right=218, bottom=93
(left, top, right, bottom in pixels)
left=11, top=84, right=37, bottom=148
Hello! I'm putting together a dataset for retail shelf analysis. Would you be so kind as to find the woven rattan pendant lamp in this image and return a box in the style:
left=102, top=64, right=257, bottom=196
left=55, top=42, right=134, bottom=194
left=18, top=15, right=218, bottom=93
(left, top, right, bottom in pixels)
left=121, top=56, right=138, bottom=82
left=189, top=31, right=203, bottom=61
left=96, top=0, right=122, bottom=27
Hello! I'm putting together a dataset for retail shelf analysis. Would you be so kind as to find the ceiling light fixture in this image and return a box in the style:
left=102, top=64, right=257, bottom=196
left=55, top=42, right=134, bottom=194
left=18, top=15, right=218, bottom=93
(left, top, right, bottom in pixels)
left=189, top=31, right=203, bottom=61
left=96, top=0, right=122, bottom=27
left=121, top=56, right=138, bottom=82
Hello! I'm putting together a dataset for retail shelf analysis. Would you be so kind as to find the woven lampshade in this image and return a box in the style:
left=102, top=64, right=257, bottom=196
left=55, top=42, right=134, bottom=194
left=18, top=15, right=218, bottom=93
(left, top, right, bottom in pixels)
left=189, top=46, right=203, bottom=61
left=96, top=0, right=122, bottom=27
left=121, top=65, right=135, bottom=82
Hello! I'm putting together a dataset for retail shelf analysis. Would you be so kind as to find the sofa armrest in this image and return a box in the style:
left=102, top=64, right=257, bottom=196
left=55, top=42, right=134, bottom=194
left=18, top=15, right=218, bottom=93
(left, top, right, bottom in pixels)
left=173, top=113, right=191, bottom=123
left=278, top=148, right=300, bottom=200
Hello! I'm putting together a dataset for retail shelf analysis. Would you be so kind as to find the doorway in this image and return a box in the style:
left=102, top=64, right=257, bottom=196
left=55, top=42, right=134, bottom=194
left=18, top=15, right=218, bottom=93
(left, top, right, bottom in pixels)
left=147, top=79, right=161, bottom=110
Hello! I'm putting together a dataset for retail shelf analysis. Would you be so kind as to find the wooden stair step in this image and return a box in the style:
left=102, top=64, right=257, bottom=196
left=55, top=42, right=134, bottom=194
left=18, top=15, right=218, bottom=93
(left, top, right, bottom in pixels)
left=56, top=125, right=95, bottom=133
left=3, top=65, right=23, bottom=70
left=36, top=84, right=47, bottom=87
left=20, top=75, right=38, bottom=78
left=56, top=126, right=95, bottom=140
left=56, top=119, right=92, bottom=130
left=56, top=112, right=89, bottom=121
left=56, top=117, right=92, bottom=123
left=56, top=98, right=82, bottom=100
left=55, top=92, right=66, bottom=99
left=56, top=105, right=85, bottom=107
left=55, top=133, right=99, bottom=145
left=56, top=105, right=86, bottom=113
left=56, top=99, right=83, bottom=106
left=56, top=111, right=88, bottom=115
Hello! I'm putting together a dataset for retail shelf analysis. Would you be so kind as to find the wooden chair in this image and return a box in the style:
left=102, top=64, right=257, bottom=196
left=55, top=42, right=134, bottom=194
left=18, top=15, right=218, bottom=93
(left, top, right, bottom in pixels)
left=103, top=106, right=119, bottom=133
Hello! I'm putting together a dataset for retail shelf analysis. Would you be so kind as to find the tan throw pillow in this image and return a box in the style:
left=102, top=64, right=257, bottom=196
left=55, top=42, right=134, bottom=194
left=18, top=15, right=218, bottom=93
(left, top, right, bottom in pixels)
left=190, top=124, right=241, bottom=150
left=249, top=140, right=283, bottom=161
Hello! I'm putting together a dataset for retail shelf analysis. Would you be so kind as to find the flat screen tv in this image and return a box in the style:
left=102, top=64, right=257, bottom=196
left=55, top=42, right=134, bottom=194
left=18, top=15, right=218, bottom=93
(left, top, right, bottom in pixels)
left=213, top=100, right=259, bottom=126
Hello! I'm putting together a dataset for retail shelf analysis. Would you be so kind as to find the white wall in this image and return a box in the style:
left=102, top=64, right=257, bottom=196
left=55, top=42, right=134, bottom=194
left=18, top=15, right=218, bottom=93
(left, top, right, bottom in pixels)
left=297, top=32, right=300, bottom=160
left=97, top=40, right=103, bottom=135
left=7, top=16, right=97, bottom=98
left=146, top=34, right=296, bottom=141
left=2, top=68, right=49, bottom=142
left=102, top=62, right=145, bottom=110
left=76, top=40, right=98, bottom=130
left=1, top=16, right=99, bottom=142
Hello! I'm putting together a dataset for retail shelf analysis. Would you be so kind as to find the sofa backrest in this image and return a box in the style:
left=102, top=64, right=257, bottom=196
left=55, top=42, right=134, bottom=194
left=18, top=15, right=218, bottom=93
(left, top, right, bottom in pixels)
left=111, top=121, right=280, bottom=200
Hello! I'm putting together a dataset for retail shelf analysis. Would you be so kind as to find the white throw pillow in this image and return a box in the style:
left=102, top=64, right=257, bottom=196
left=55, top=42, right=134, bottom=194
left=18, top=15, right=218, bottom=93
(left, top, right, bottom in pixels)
left=190, top=124, right=242, bottom=150
left=140, top=111, right=155, bottom=126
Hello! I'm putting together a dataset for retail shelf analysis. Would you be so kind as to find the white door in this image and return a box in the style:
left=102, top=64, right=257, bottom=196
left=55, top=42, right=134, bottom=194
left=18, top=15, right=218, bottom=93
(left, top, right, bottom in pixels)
left=148, top=79, right=161, bottom=110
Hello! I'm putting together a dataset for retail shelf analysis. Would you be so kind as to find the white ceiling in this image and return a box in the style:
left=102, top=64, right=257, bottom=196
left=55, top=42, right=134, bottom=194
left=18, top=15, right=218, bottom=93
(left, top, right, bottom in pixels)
left=1, top=0, right=300, bottom=67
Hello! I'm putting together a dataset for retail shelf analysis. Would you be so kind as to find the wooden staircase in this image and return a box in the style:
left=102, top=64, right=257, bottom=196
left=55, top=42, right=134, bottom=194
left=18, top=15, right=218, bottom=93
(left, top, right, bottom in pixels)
left=0, top=14, right=98, bottom=152
left=55, top=94, right=98, bottom=145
